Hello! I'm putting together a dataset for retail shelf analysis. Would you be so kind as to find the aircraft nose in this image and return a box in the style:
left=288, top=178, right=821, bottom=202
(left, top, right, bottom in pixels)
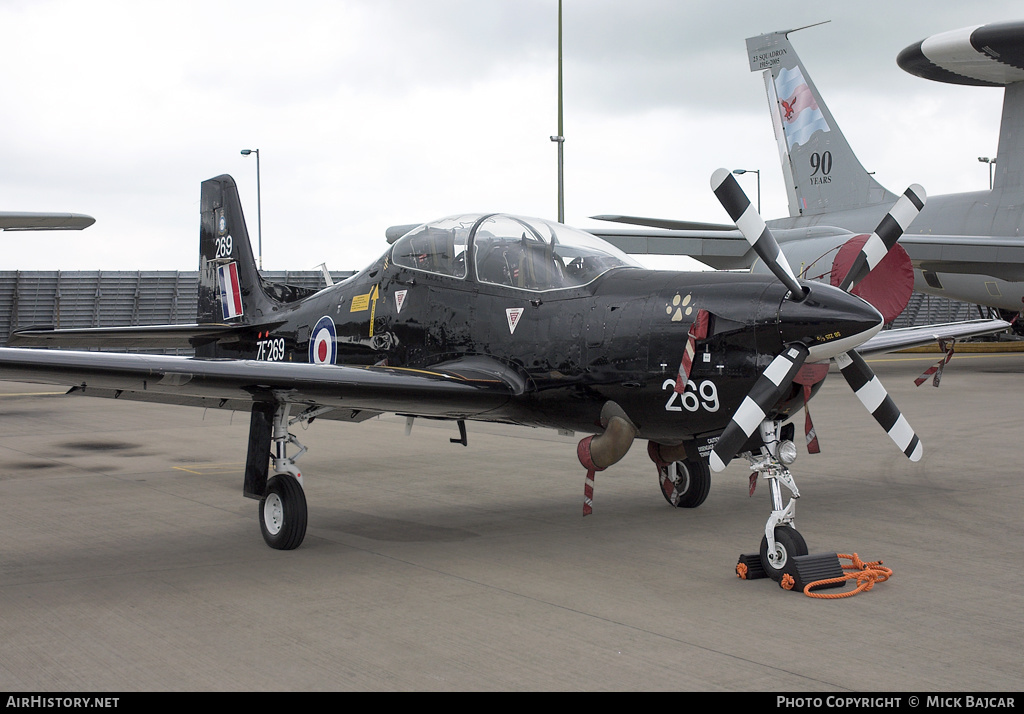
left=778, top=283, right=883, bottom=361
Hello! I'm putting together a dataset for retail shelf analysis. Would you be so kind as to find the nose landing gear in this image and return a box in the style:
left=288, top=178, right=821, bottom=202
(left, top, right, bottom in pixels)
left=745, top=420, right=808, bottom=581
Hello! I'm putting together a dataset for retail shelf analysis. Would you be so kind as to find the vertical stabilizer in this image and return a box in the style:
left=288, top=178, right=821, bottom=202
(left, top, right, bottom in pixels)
left=993, top=82, right=1024, bottom=193
left=197, top=174, right=274, bottom=325
left=747, top=27, right=897, bottom=217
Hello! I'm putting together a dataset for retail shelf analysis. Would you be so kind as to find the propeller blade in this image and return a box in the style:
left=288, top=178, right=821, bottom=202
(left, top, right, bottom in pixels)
left=709, top=344, right=808, bottom=472
left=834, top=350, right=923, bottom=461
left=836, top=184, right=926, bottom=292
left=711, top=168, right=804, bottom=299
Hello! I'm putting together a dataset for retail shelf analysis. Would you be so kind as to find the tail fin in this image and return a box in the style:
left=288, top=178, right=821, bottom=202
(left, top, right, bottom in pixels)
left=746, top=26, right=897, bottom=217
left=198, top=174, right=271, bottom=324
left=198, top=174, right=319, bottom=327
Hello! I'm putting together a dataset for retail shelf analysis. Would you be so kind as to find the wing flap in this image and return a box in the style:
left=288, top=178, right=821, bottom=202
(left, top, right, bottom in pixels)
left=63, top=386, right=383, bottom=423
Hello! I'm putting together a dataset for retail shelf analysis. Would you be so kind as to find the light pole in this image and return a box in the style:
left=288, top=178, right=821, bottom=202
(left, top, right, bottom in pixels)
left=549, top=0, right=564, bottom=223
left=732, top=168, right=760, bottom=214
left=978, top=156, right=996, bottom=190
left=240, top=149, right=262, bottom=270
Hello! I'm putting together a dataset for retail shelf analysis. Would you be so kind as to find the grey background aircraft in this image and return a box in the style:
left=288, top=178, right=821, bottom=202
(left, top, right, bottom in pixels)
left=593, top=20, right=1024, bottom=319
left=0, top=212, right=93, bottom=231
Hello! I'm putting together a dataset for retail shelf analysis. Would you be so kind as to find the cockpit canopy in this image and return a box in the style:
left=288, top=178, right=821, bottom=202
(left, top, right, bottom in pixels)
left=390, top=213, right=641, bottom=291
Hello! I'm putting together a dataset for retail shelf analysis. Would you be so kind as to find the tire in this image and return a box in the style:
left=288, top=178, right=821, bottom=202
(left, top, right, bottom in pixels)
left=659, top=458, right=711, bottom=509
left=259, top=474, right=308, bottom=550
left=759, top=525, right=808, bottom=582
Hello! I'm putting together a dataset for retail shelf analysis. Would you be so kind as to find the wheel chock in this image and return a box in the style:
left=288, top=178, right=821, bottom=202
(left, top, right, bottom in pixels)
left=736, top=553, right=767, bottom=580
left=779, top=552, right=845, bottom=592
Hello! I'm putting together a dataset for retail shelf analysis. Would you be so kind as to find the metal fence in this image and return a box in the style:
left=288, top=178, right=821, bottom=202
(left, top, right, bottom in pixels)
left=888, top=291, right=995, bottom=328
left=0, top=270, right=353, bottom=354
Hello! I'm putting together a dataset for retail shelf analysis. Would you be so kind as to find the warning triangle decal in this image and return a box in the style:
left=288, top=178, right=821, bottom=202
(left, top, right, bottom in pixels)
left=506, top=307, right=524, bottom=335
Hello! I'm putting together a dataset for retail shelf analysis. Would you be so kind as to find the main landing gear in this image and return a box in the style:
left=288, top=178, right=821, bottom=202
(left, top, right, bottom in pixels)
left=648, top=442, right=712, bottom=509
left=247, top=402, right=329, bottom=550
left=260, top=473, right=307, bottom=550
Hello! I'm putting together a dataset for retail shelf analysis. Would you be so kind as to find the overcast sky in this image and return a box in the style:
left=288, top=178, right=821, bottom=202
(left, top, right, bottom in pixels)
left=1, top=0, right=1020, bottom=272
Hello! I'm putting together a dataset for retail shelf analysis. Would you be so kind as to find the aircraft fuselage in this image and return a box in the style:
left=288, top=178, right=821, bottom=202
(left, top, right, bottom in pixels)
left=204, top=251, right=879, bottom=452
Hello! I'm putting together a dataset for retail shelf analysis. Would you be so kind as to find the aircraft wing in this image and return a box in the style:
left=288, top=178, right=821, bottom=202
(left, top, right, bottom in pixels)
left=0, top=348, right=521, bottom=420
left=591, top=220, right=1024, bottom=282
left=587, top=223, right=865, bottom=271
left=0, top=212, right=95, bottom=231
left=855, top=318, right=1011, bottom=357
left=898, top=235, right=1024, bottom=282
left=589, top=215, right=735, bottom=232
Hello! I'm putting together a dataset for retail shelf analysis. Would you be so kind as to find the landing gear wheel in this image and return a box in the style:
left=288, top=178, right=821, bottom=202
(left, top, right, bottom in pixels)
left=659, top=458, right=711, bottom=508
left=759, top=525, right=808, bottom=582
left=259, top=474, right=308, bottom=550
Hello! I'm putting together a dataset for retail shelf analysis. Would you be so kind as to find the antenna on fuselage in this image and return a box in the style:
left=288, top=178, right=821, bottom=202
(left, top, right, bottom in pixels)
left=316, top=263, right=334, bottom=287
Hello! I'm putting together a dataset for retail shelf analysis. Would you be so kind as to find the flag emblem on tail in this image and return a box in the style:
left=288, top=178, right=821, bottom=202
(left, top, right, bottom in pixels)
left=774, top=66, right=829, bottom=149
left=217, top=262, right=243, bottom=320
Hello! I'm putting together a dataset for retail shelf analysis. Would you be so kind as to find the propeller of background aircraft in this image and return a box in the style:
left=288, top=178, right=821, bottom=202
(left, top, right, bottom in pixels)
left=707, top=169, right=925, bottom=471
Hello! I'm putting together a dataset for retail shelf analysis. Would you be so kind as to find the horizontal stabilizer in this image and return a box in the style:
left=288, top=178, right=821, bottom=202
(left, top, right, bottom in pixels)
left=6, top=322, right=267, bottom=348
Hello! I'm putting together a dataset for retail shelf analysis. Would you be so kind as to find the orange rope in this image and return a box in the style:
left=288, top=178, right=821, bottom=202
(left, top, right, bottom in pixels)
left=736, top=562, right=749, bottom=580
left=802, top=553, right=892, bottom=599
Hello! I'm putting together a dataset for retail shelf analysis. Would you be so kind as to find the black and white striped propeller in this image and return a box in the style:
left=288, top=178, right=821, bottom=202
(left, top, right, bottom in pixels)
left=707, top=169, right=926, bottom=472
left=836, top=184, right=927, bottom=292
left=711, top=169, right=804, bottom=299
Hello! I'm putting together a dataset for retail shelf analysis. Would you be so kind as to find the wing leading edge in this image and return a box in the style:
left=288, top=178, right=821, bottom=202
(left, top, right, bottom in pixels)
left=0, top=348, right=522, bottom=420
left=855, top=319, right=1011, bottom=356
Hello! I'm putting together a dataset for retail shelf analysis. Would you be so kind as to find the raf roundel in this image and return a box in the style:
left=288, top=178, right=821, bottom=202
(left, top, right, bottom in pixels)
left=309, top=316, right=337, bottom=365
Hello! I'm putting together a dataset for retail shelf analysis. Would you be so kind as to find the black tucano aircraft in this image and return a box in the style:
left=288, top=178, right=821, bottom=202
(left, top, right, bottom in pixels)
left=0, top=171, right=1006, bottom=579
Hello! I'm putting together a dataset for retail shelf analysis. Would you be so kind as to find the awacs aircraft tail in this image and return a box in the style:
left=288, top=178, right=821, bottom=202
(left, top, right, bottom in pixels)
left=747, top=24, right=899, bottom=218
